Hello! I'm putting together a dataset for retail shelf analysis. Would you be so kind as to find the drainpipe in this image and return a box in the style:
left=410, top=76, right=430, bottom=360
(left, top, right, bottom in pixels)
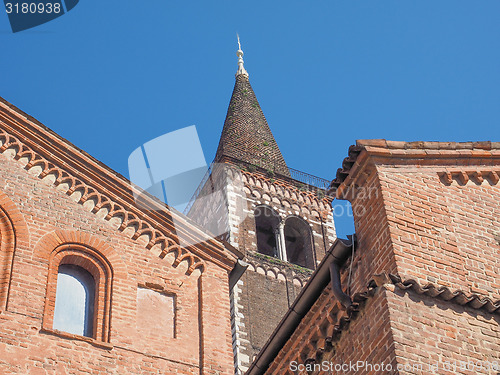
left=329, top=262, right=352, bottom=309
left=329, top=234, right=356, bottom=309
left=229, top=259, right=249, bottom=290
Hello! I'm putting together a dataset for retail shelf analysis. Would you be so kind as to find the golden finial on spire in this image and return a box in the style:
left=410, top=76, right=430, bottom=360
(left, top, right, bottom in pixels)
left=236, top=34, right=248, bottom=77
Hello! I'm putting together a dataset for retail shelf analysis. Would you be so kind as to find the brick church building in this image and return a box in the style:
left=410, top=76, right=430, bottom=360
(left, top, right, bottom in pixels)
left=0, top=42, right=335, bottom=374
left=0, top=96, right=240, bottom=372
left=0, top=41, right=499, bottom=375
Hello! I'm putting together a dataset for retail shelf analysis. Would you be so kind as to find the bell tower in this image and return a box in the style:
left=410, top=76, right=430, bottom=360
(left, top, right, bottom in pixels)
left=187, top=38, right=336, bottom=374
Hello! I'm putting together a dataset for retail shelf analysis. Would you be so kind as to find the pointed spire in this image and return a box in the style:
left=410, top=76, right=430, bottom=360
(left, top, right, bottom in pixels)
left=236, top=34, right=249, bottom=77
left=215, top=38, right=289, bottom=176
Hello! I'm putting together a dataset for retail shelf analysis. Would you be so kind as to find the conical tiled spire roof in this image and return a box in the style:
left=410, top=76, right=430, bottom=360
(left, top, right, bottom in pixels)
left=215, top=43, right=289, bottom=176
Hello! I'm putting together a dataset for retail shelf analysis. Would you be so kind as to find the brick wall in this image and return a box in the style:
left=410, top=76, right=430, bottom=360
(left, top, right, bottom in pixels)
left=377, top=165, right=500, bottom=296
left=0, top=99, right=237, bottom=374
left=386, top=285, right=499, bottom=374
left=261, top=141, right=500, bottom=375
left=338, top=141, right=500, bottom=294
left=341, top=142, right=500, bottom=373
left=265, top=285, right=398, bottom=375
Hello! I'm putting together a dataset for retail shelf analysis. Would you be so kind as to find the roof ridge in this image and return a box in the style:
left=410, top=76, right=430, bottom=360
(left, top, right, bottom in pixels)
left=357, top=139, right=500, bottom=150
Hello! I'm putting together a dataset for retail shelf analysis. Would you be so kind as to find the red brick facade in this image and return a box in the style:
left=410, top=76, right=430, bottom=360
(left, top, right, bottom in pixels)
left=0, top=97, right=238, bottom=374
left=251, top=140, right=500, bottom=374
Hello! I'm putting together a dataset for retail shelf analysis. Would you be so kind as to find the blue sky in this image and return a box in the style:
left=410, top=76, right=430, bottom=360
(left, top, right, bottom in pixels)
left=1, top=1, right=499, bottom=237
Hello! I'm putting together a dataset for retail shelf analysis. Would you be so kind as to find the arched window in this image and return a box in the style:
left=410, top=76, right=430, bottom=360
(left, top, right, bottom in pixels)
left=284, top=216, right=315, bottom=269
left=254, top=206, right=281, bottom=258
left=53, top=264, right=95, bottom=337
left=43, top=243, right=113, bottom=342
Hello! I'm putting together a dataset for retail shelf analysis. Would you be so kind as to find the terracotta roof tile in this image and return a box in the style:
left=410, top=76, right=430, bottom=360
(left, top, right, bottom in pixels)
left=279, top=273, right=499, bottom=367
left=386, top=274, right=500, bottom=314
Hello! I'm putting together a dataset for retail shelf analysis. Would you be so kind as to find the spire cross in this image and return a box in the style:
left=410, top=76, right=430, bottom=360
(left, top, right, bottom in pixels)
left=236, top=34, right=248, bottom=77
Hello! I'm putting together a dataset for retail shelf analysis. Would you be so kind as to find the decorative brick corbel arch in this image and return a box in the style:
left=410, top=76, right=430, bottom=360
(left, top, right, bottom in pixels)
left=36, top=230, right=124, bottom=343
left=0, top=127, right=205, bottom=276
left=0, top=190, right=29, bottom=310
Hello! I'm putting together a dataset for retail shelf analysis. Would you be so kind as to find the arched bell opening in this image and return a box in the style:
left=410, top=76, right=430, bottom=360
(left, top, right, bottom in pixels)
left=284, top=216, right=314, bottom=269
left=254, top=205, right=281, bottom=258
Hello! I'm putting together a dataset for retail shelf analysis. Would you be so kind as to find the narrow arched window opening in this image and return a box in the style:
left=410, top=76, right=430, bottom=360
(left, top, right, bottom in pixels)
left=53, top=264, right=95, bottom=338
left=284, top=216, right=315, bottom=269
left=254, top=206, right=281, bottom=258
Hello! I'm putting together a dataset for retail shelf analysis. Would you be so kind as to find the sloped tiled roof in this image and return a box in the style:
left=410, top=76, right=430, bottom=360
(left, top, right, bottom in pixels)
left=215, top=74, right=289, bottom=176
left=387, top=274, right=500, bottom=314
